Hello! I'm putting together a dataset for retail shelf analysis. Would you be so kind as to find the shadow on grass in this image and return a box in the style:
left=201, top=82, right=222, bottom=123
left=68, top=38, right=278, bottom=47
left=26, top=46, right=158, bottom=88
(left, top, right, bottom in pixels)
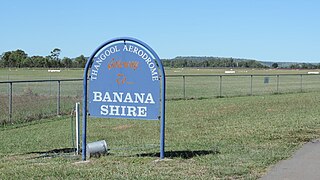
left=25, top=148, right=78, bottom=159
left=28, top=148, right=76, bottom=154
left=135, top=149, right=220, bottom=159
left=26, top=148, right=219, bottom=159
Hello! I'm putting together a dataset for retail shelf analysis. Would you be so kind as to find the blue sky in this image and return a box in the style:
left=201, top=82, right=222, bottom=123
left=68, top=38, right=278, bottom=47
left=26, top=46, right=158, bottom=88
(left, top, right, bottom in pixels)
left=0, top=0, right=319, bottom=62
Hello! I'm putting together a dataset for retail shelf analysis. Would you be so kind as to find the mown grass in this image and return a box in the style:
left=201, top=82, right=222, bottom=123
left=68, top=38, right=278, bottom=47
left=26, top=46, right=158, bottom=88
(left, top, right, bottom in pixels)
left=0, top=67, right=318, bottom=81
left=2, top=68, right=320, bottom=125
left=1, top=92, right=320, bottom=179
left=0, top=68, right=83, bottom=81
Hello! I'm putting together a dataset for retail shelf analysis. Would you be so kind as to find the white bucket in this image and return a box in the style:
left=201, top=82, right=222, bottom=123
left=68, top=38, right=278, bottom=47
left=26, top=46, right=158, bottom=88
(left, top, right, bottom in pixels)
left=86, top=140, right=108, bottom=158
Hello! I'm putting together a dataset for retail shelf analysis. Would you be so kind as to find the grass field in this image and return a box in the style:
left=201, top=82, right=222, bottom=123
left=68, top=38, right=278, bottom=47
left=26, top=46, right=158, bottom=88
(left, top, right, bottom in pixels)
left=1, top=92, right=320, bottom=179
left=0, top=68, right=83, bottom=80
left=1, top=68, right=320, bottom=124
left=0, top=67, right=318, bottom=81
left=1, top=68, right=320, bottom=178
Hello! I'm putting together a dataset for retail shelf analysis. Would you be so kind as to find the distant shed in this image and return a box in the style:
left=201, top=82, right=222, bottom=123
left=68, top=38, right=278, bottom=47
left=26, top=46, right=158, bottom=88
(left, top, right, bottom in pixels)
left=48, top=70, right=61, bottom=73
left=225, top=70, right=235, bottom=74
left=307, top=72, right=319, bottom=74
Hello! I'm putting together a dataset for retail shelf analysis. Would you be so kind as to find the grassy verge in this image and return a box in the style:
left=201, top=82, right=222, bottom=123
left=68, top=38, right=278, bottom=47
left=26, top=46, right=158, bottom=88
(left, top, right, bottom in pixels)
left=1, top=92, right=320, bottom=179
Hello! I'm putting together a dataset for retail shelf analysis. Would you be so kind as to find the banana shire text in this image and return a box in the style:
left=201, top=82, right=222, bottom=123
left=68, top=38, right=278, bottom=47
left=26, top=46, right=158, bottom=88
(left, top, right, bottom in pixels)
left=92, top=91, right=156, bottom=117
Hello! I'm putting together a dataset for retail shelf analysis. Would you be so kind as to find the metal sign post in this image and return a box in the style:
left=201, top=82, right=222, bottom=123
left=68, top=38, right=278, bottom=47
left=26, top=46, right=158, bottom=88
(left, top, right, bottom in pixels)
left=82, top=37, right=165, bottom=161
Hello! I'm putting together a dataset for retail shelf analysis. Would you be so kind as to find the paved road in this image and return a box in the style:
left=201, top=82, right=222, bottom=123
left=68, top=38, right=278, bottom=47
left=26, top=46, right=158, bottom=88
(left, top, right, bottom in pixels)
left=260, top=139, right=320, bottom=180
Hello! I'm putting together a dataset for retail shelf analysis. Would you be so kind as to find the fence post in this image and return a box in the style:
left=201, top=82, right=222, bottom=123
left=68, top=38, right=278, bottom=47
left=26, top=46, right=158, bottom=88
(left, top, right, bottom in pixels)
left=183, top=75, right=186, bottom=99
left=219, top=75, right=222, bottom=97
left=250, top=75, right=253, bottom=96
left=9, top=82, right=12, bottom=123
left=276, top=75, right=279, bottom=93
left=300, top=74, right=303, bottom=92
left=57, top=80, right=61, bottom=116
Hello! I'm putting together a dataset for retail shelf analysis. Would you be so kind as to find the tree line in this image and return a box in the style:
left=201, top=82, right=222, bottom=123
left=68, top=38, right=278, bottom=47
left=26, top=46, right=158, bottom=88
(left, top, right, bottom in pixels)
left=0, top=49, right=86, bottom=68
left=162, top=56, right=268, bottom=68
left=288, top=63, right=320, bottom=69
left=1, top=49, right=319, bottom=69
left=163, top=57, right=320, bottom=69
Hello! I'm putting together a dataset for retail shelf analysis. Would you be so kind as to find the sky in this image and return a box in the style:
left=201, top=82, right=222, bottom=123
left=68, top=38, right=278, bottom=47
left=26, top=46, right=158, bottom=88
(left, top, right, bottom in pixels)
left=0, top=0, right=319, bottom=62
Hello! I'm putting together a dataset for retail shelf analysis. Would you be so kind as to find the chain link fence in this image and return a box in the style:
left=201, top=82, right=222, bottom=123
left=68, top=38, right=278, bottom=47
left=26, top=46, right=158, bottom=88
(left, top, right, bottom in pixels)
left=0, top=79, right=82, bottom=125
left=166, top=74, right=320, bottom=99
left=1, top=74, right=320, bottom=124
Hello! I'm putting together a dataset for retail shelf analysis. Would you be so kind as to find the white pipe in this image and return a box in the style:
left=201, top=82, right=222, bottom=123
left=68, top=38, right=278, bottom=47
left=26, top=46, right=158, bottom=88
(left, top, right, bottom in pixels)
left=75, top=102, right=80, bottom=155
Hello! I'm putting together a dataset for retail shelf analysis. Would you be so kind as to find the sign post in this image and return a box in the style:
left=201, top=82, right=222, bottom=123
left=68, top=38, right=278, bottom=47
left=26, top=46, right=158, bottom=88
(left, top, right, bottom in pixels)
left=82, top=37, right=165, bottom=161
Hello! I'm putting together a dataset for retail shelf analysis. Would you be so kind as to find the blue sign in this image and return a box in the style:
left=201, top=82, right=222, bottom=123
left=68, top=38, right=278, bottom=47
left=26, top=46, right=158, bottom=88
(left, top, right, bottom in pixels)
left=89, top=43, right=160, bottom=120
left=82, top=37, right=166, bottom=161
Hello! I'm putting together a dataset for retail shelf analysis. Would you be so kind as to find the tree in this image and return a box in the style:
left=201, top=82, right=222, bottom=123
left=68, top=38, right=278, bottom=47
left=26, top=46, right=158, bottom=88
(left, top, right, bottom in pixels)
left=0, top=54, right=2, bottom=67
left=44, top=56, right=52, bottom=68
left=203, top=60, right=209, bottom=67
left=74, top=55, right=86, bottom=68
left=14, top=49, right=28, bottom=66
left=50, top=48, right=61, bottom=63
left=31, top=56, right=47, bottom=67
left=272, top=63, right=279, bottom=68
left=62, top=57, right=72, bottom=68
left=2, top=49, right=28, bottom=68
left=1, top=51, right=12, bottom=67
left=21, top=57, right=33, bottom=67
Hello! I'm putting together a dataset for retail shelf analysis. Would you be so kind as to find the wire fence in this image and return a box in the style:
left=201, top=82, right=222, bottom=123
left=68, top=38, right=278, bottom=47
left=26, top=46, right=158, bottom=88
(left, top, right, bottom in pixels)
left=0, top=79, right=83, bottom=125
left=166, top=74, right=320, bottom=99
left=1, top=74, right=320, bottom=124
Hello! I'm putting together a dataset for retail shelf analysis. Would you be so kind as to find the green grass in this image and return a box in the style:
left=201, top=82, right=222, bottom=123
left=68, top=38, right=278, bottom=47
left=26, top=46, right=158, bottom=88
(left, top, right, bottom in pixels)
left=1, top=92, right=320, bottom=179
left=0, top=67, right=319, bottom=81
left=0, top=68, right=83, bottom=81
left=1, top=68, right=320, bottom=124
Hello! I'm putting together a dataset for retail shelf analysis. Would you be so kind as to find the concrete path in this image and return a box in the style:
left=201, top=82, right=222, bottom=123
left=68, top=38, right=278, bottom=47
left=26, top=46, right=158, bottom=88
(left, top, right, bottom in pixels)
left=260, top=139, right=320, bottom=180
